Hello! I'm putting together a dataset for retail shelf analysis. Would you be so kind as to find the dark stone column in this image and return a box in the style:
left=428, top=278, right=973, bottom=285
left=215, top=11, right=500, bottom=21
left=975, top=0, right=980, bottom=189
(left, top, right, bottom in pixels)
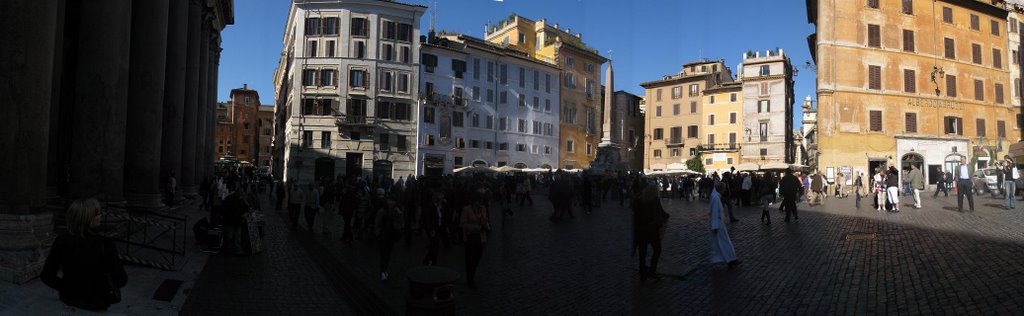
left=0, top=0, right=59, bottom=284
left=206, top=41, right=221, bottom=178
left=194, top=17, right=211, bottom=190
left=46, top=0, right=69, bottom=201
left=68, top=0, right=132, bottom=202
left=160, top=0, right=188, bottom=201
left=125, top=0, right=170, bottom=209
left=179, top=0, right=203, bottom=197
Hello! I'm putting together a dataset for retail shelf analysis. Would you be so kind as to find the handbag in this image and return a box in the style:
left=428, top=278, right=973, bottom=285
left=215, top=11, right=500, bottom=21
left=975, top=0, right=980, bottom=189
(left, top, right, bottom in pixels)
left=101, top=242, right=122, bottom=304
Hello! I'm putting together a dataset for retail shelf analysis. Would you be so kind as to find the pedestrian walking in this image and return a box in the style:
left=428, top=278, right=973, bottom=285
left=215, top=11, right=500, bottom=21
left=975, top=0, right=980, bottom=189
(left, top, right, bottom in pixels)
left=422, top=191, right=446, bottom=266
left=933, top=169, right=949, bottom=197
left=809, top=171, right=824, bottom=206
left=908, top=164, right=924, bottom=209
left=517, top=177, right=534, bottom=206
left=1003, top=156, right=1018, bottom=210
left=41, top=198, right=128, bottom=312
left=304, top=182, right=320, bottom=232
left=275, top=179, right=286, bottom=210
left=709, top=182, right=741, bottom=269
left=461, top=193, right=490, bottom=289
left=886, top=167, right=901, bottom=212
left=779, top=169, right=802, bottom=223
left=835, top=172, right=846, bottom=198
left=721, top=173, right=739, bottom=222
left=955, top=157, right=975, bottom=212
left=634, top=185, right=669, bottom=282
left=288, top=182, right=304, bottom=231
left=375, top=196, right=403, bottom=281
left=873, top=169, right=886, bottom=211
left=854, top=172, right=864, bottom=208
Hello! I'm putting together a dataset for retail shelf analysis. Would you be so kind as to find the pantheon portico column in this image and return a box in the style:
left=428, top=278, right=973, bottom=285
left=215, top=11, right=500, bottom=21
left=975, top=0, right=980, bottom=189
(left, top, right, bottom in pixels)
left=160, top=0, right=190, bottom=204
left=179, top=0, right=203, bottom=198
left=68, top=0, right=132, bottom=202
left=194, top=21, right=211, bottom=186
left=0, top=0, right=59, bottom=283
left=125, top=0, right=170, bottom=209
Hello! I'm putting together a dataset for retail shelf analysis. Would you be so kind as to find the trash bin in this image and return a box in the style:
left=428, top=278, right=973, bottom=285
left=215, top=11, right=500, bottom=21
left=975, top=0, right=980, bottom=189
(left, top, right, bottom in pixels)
left=406, top=266, right=459, bottom=316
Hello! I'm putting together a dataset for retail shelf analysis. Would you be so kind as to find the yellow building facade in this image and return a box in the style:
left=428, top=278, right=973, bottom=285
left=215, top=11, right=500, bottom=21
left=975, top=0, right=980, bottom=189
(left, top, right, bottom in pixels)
left=484, top=15, right=606, bottom=169
left=702, top=82, right=744, bottom=174
left=640, top=60, right=733, bottom=171
left=807, top=0, right=1018, bottom=185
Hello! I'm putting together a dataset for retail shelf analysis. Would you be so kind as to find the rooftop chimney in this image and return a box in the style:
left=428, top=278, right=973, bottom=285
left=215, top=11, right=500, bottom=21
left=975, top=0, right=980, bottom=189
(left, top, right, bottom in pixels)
left=243, top=83, right=247, bottom=89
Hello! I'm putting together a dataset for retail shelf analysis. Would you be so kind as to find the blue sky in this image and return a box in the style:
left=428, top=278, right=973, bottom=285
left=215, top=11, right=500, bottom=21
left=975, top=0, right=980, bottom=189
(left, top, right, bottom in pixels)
left=218, top=0, right=817, bottom=125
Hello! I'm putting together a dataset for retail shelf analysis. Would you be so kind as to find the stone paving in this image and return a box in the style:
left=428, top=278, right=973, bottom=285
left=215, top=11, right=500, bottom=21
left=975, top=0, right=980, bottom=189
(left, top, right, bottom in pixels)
left=179, top=194, right=355, bottom=315
left=302, top=188, right=1024, bottom=314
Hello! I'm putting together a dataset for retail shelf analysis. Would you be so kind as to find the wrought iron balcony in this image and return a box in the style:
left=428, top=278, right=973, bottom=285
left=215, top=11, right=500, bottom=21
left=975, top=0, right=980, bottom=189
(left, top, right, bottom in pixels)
left=665, top=138, right=684, bottom=147
left=335, top=114, right=377, bottom=126
left=701, top=143, right=741, bottom=151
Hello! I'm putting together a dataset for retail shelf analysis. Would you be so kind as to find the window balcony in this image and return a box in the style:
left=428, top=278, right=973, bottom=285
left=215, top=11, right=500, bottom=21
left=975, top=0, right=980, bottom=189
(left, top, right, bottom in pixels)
left=336, top=114, right=376, bottom=126
left=666, top=137, right=684, bottom=148
left=701, top=143, right=741, bottom=152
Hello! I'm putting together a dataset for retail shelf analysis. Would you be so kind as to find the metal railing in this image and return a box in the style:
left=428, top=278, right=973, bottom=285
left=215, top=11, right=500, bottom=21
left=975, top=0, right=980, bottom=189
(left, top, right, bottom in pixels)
left=701, top=143, right=741, bottom=151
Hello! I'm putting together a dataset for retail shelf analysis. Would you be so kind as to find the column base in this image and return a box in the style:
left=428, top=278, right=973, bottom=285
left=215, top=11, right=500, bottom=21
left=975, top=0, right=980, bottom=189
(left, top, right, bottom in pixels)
left=125, top=192, right=166, bottom=210
left=0, top=212, right=55, bottom=284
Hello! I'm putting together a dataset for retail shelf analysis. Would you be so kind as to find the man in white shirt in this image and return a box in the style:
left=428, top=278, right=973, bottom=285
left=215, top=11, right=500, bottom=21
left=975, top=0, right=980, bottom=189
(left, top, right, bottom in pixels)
left=956, top=157, right=975, bottom=212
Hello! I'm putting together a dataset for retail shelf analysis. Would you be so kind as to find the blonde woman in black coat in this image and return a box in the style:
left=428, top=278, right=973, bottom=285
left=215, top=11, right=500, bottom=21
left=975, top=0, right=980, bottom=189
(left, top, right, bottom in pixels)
left=42, top=198, right=127, bottom=311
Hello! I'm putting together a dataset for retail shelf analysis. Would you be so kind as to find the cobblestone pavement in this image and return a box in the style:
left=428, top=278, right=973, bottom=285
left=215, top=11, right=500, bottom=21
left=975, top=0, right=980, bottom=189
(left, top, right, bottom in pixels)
left=180, top=195, right=354, bottom=315
left=301, top=189, right=1024, bottom=314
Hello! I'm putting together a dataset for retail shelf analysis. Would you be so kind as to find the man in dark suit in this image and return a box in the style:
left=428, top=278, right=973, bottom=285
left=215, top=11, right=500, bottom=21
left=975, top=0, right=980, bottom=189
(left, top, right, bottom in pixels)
left=779, top=169, right=803, bottom=223
left=421, top=190, right=447, bottom=266
left=933, top=169, right=949, bottom=197
left=955, top=156, right=975, bottom=212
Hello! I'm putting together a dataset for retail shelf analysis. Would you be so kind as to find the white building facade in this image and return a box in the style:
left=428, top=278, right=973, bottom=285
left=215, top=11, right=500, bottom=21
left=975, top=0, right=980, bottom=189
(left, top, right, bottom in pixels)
left=739, top=49, right=796, bottom=164
left=417, top=33, right=560, bottom=175
left=274, top=0, right=426, bottom=184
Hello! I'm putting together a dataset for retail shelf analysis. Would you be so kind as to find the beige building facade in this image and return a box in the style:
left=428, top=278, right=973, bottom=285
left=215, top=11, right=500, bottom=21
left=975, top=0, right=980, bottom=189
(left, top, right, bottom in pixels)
left=702, top=82, right=744, bottom=174
left=640, top=60, right=733, bottom=171
left=807, top=0, right=1018, bottom=185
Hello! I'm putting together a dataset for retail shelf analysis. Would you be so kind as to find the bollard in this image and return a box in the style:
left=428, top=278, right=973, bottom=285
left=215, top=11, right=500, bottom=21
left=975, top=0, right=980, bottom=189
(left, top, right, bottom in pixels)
left=406, top=266, right=460, bottom=316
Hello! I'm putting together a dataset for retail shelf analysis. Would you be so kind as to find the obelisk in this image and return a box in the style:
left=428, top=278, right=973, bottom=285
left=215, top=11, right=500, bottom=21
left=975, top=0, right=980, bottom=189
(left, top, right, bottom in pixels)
left=599, top=60, right=614, bottom=146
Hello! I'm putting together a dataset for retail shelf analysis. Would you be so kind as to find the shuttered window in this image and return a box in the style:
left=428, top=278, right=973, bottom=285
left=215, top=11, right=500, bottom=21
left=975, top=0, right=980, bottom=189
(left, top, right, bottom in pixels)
left=868, top=24, right=881, bottom=48
left=998, top=121, right=1006, bottom=138
left=972, top=44, right=982, bottom=64
left=995, top=83, right=1004, bottom=104
left=992, top=20, right=1000, bottom=36
left=902, top=0, right=913, bottom=14
left=904, top=69, right=916, bottom=93
left=905, top=113, right=917, bottom=133
left=944, top=38, right=955, bottom=59
left=868, top=65, right=881, bottom=90
left=974, top=79, right=984, bottom=101
left=942, top=7, right=952, bottom=23
left=868, top=0, right=879, bottom=9
left=976, top=119, right=986, bottom=137
left=946, top=75, right=957, bottom=97
left=970, top=14, right=979, bottom=30
left=993, top=48, right=1002, bottom=69
left=903, top=30, right=915, bottom=52
left=869, top=111, right=882, bottom=132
